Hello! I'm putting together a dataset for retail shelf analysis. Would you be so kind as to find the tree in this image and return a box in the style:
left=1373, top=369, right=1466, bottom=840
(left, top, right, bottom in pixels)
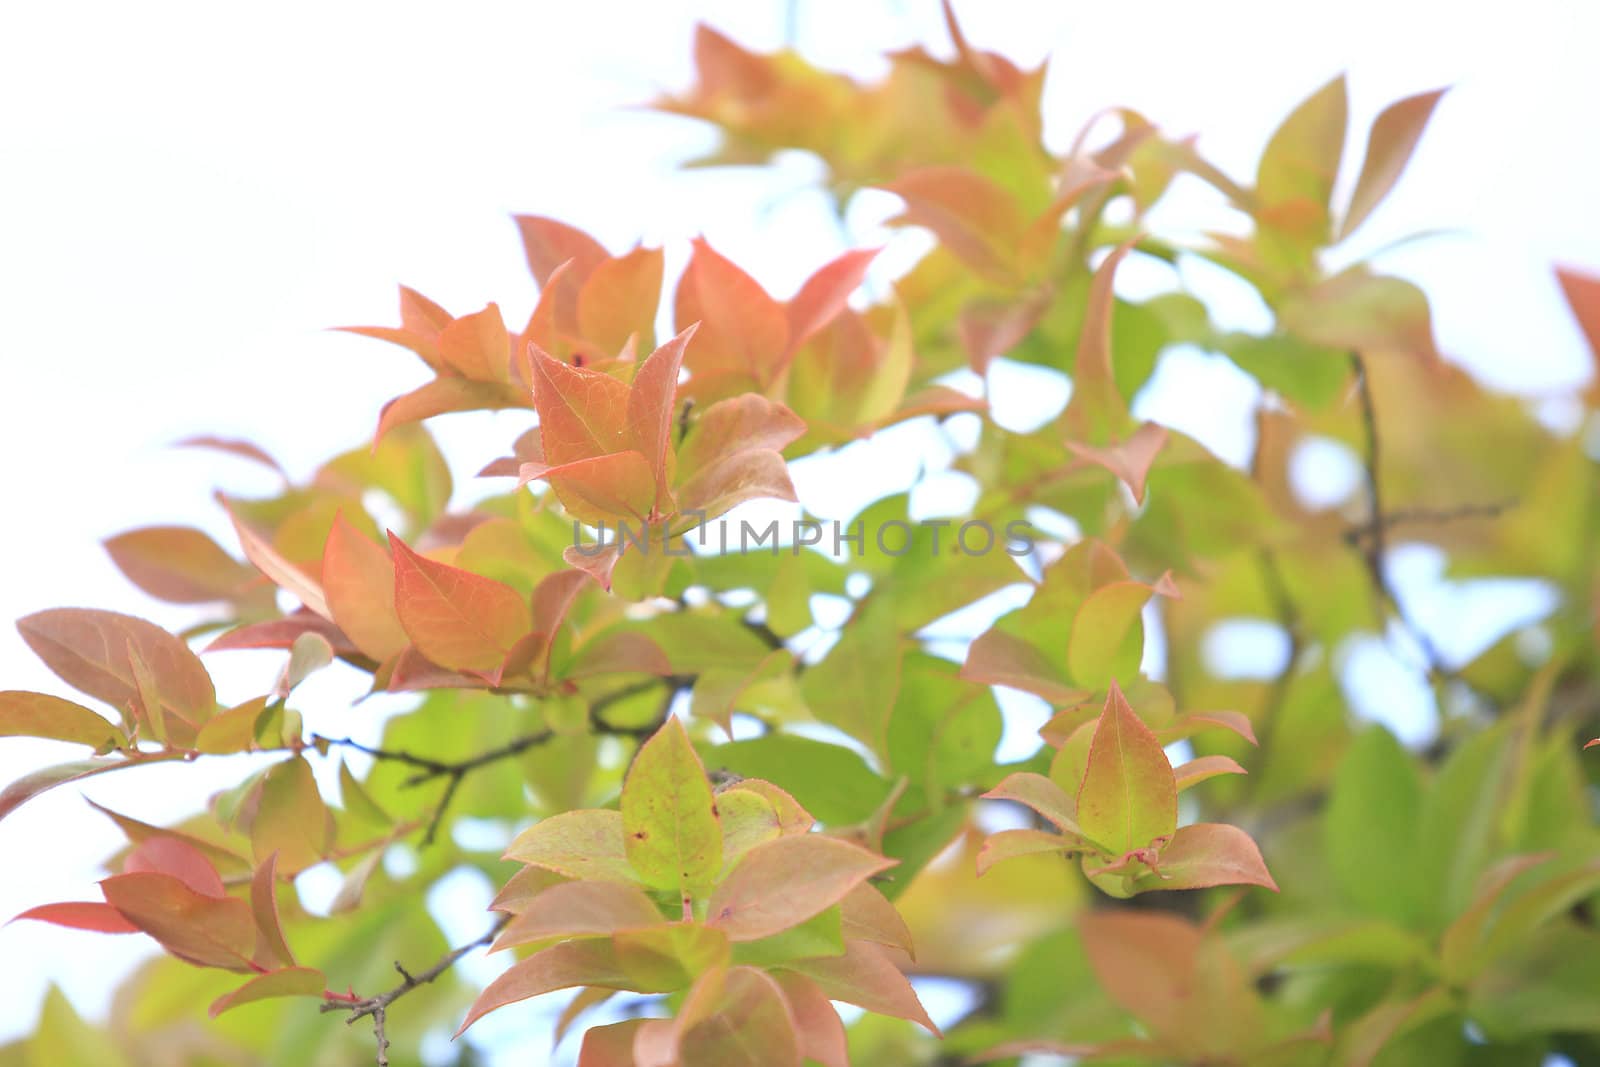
left=4, top=4, right=1599, bottom=1065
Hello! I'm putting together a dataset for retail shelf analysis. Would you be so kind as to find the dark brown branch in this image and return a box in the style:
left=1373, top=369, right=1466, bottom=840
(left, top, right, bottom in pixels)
left=321, top=917, right=507, bottom=1067
left=1343, top=499, right=1518, bottom=544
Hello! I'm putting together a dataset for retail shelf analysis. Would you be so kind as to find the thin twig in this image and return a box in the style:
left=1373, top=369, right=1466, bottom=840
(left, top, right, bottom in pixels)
left=321, top=917, right=508, bottom=1067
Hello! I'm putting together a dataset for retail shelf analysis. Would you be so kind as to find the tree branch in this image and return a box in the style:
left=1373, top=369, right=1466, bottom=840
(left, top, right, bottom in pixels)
left=321, top=917, right=507, bottom=1067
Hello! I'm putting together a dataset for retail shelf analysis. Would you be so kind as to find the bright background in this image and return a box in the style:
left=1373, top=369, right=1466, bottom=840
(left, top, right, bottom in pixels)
left=2, top=0, right=1597, bottom=1060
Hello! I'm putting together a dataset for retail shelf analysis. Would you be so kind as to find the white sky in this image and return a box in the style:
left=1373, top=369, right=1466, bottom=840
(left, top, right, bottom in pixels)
left=1, top=0, right=1597, bottom=1058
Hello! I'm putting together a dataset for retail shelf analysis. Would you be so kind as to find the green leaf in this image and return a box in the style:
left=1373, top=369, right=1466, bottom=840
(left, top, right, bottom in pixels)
left=1074, top=683, right=1177, bottom=854
left=1324, top=726, right=1425, bottom=925
left=621, top=717, right=723, bottom=899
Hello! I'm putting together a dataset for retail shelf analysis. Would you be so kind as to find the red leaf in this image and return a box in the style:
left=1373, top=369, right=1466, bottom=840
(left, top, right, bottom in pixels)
left=1586, top=738, right=1600, bottom=750
left=124, top=837, right=226, bottom=898
left=389, top=534, right=531, bottom=672
left=11, top=901, right=139, bottom=934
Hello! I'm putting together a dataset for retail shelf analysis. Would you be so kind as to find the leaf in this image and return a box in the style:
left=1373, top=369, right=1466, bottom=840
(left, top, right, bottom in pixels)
left=614, top=922, right=731, bottom=991
left=99, top=871, right=257, bottom=971
left=17, top=609, right=215, bottom=730
left=1279, top=267, right=1441, bottom=364
left=504, top=809, right=639, bottom=884
left=838, top=882, right=915, bottom=957
left=1339, top=88, right=1446, bottom=241
left=123, top=837, right=227, bottom=897
left=389, top=533, right=531, bottom=673
left=621, top=717, right=723, bottom=897
left=1256, top=74, right=1347, bottom=247
left=677, top=967, right=802, bottom=1067
left=174, top=434, right=287, bottom=476
left=1324, top=725, right=1424, bottom=925
left=1065, top=422, right=1169, bottom=504
left=0, top=691, right=122, bottom=749
left=781, top=940, right=940, bottom=1036
left=976, top=828, right=1075, bottom=876
left=223, top=503, right=333, bottom=619
left=626, top=326, right=697, bottom=506
left=247, top=757, right=330, bottom=873
left=677, top=393, right=807, bottom=476
left=103, top=526, right=259, bottom=605
left=375, top=377, right=529, bottom=443
left=529, top=343, right=633, bottom=464
left=578, top=245, right=665, bottom=356
left=1066, top=578, right=1165, bottom=689
left=493, top=882, right=664, bottom=950
left=208, top=967, right=325, bottom=1017
left=0, top=758, right=151, bottom=825
left=707, top=835, right=894, bottom=941
left=961, top=630, right=1086, bottom=705
left=457, top=939, right=631, bottom=1036
left=886, top=167, right=1026, bottom=284
left=11, top=901, right=139, bottom=934
left=675, top=237, right=789, bottom=388
left=436, top=302, right=511, bottom=382
left=321, top=513, right=408, bottom=661
left=1060, top=240, right=1136, bottom=442
left=1133, top=823, right=1277, bottom=892
left=1172, top=754, right=1247, bottom=791
left=515, top=215, right=609, bottom=290
left=787, top=247, right=879, bottom=353
left=676, top=448, right=799, bottom=521
left=1075, top=682, right=1178, bottom=854
left=772, top=973, right=848, bottom=1067
left=981, top=772, right=1083, bottom=834
left=249, top=853, right=297, bottom=969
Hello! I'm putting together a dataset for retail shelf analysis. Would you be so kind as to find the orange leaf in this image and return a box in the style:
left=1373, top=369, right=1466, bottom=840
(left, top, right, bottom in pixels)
left=437, top=303, right=512, bottom=383
left=1060, top=240, right=1136, bottom=443
left=677, top=393, right=806, bottom=476
left=675, top=237, right=789, bottom=387
left=786, top=247, right=879, bottom=354
left=981, top=772, right=1083, bottom=834
left=529, top=343, right=633, bottom=465
left=579, top=245, right=665, bottom=356
left=772, top=973, right=849, bottom=1067
left=839, top=882, right=916, bottom=957
left=1076, top=682, right=1178, bottom=854
left=627, top=326, right=697, bottom=506
left=707, top=835, right=894, bottom=941
left=321, top=514, right=408, bottom=662
left=375, top=377, right=529, bottom=444
left=676, top=449, right=798, bottom=522
left=677, top=967, right=802, bottom=1067
left=542, top=451, right=660, bottom=526
left=389, top=533, right=530, bottom=673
